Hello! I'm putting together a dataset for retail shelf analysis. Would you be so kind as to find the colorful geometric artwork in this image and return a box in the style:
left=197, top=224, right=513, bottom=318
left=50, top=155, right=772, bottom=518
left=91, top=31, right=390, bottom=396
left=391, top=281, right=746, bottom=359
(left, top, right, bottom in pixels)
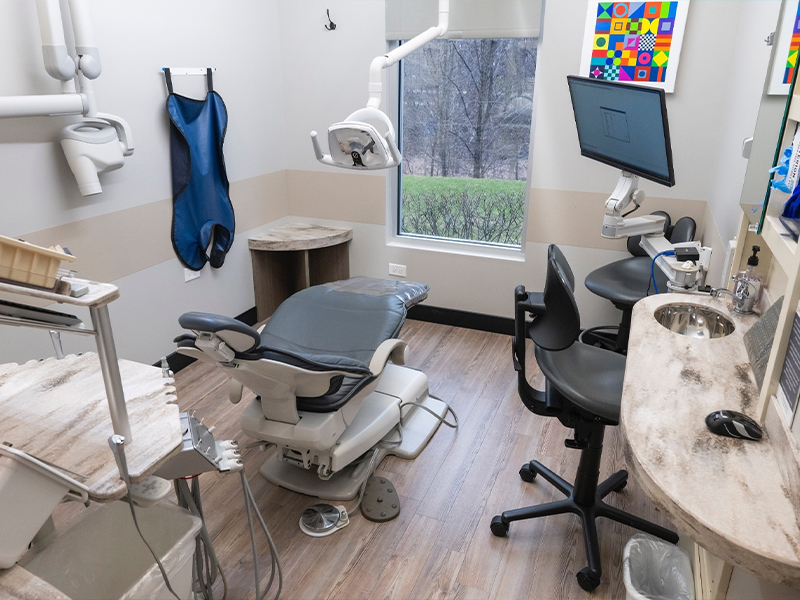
left=770, top=0, right=800, bottom=94
left=786, top=2, right=800, bottom=84
left=580, top=1, right=690, bottom=93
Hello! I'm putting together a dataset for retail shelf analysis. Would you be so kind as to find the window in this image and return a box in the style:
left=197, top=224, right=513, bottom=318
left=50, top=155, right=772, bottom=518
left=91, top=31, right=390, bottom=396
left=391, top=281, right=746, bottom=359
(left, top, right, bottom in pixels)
left=398, top=38, right=537, bottom=247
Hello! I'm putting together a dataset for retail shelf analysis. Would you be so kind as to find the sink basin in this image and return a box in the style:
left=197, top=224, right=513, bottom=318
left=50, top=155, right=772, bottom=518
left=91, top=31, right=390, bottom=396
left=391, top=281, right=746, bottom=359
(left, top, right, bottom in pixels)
left=653, top=304, right=735, bottom=339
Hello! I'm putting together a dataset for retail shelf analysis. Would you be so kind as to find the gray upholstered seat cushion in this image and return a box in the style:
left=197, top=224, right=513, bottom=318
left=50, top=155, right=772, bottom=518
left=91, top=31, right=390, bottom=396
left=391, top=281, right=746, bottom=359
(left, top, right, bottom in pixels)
left=534, top=342, right=626, bottom=424
left=251, top=285, right=407, bottom=374
left=584, top=256, right=668, bottom=308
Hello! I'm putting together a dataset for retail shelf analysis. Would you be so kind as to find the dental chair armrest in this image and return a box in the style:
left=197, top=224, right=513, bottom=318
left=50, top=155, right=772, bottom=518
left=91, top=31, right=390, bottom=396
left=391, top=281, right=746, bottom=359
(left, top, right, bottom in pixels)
left=174, top=333, right=197, bottom=345
left=369, top=339, right=408, bottom=376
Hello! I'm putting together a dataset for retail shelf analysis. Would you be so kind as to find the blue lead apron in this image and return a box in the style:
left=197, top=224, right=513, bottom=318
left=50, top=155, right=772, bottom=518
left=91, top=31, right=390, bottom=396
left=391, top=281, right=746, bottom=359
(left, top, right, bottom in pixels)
left=165, top=68, right=235, bottom=271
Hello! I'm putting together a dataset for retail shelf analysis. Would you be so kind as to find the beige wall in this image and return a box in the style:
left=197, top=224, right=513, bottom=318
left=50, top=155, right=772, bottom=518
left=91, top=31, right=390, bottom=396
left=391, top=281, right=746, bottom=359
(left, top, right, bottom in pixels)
left=17, top=172, right=289, bottom=285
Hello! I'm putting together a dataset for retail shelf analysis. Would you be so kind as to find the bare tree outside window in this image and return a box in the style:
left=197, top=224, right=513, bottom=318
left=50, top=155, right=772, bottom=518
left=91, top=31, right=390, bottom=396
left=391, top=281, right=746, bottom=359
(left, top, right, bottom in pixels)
left=400, top=38, right=537, bottom=246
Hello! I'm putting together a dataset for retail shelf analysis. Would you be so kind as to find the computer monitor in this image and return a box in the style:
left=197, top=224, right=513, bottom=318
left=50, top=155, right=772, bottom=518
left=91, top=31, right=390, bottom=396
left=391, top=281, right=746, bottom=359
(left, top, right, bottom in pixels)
left=567, top=76, right=675, bottom=187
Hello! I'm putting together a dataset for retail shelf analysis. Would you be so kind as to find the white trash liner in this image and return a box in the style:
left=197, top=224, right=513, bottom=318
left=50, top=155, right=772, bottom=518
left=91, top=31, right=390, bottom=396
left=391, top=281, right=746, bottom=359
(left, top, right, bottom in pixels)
left=623, top=533, right=695, bottom=600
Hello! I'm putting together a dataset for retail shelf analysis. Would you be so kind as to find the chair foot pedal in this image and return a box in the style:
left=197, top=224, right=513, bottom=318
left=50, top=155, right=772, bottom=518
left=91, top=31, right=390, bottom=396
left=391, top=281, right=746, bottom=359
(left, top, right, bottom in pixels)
left=361, top=476, right=400, bottom=522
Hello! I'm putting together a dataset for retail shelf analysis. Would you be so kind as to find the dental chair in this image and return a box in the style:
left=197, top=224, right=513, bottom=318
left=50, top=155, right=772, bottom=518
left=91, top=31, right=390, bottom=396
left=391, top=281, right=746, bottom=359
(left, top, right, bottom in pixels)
left=176, top=278, right=448, bottom=500
left=584, top=213, right=696, bottom=351
left=491, top=245, right=678, bottom=592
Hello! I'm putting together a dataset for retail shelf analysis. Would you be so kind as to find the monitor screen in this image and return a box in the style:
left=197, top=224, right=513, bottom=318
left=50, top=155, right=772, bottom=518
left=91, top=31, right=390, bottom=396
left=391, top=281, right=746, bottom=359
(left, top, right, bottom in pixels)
left=567, top=76, right=674, bottom=187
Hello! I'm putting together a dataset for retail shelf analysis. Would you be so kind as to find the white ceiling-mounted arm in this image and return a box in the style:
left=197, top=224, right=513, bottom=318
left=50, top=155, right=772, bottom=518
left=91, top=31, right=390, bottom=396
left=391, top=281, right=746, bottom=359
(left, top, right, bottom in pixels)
left=312, top=0, right=448, bottom=170
left=35, top=0, right=76, bottom=81
left=67, top=0, right=101, bottom=79
left=367, top=0, right=449, bottom=109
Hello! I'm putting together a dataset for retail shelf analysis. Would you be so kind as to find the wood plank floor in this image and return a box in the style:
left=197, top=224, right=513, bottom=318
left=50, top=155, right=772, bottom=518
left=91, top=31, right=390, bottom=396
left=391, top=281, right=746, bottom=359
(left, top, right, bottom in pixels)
left=172, top=320, right=676, bottom=600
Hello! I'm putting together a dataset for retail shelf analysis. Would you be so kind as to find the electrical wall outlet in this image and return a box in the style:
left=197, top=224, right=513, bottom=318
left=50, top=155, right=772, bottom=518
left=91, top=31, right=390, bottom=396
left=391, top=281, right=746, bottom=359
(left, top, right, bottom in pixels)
left=389, top=263, right=407, bottom=277
left=184, top=268, right=202, bottom=283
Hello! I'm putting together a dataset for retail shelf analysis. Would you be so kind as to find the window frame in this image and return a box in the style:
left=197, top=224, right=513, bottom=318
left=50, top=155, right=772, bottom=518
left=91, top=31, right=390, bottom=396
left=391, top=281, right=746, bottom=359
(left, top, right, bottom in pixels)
left=385, top=38, right=538, bottom=261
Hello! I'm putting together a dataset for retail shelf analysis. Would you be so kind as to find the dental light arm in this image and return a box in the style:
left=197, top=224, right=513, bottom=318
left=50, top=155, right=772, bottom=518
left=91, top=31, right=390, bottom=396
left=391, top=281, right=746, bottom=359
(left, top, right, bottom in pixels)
left=311, top=0, right=449, bottom=170
left=366, top=0, right=450, bottom=109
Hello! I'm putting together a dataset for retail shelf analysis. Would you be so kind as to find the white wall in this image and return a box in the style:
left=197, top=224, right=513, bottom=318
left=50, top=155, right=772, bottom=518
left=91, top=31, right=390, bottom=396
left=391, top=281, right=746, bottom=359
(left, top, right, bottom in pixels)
left=275, top=0, right=776, bottom=323
left=277, top=0, right=386, bottom=176
left=0, top=0, right=288, bottom=234
left=703, top=1, right=781, bottom=245
left=0, top=0, right=785, bottom=363
left=0, top=0, right=288, bottom=364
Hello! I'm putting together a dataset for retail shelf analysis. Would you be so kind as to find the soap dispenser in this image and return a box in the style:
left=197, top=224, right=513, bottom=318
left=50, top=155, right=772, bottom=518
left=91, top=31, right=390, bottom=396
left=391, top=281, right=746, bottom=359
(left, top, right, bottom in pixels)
left=733, top=245, right=763, bottom=312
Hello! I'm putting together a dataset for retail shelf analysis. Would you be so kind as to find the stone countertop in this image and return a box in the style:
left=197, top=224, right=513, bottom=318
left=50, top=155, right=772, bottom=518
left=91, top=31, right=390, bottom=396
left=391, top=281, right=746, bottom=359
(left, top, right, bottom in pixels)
left=622, top=294, right=800, bottom=587
left=248, top=222, right=353, bottom=252
left=0, top=353, right=182, bottom=501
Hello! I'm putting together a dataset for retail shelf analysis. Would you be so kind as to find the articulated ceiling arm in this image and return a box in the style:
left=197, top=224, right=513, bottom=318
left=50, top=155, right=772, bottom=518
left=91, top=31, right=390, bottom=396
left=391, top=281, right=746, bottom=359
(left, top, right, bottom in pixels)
left=367, top=0, right=450, bottom=109
left=35, top=0, right=76, bottom=81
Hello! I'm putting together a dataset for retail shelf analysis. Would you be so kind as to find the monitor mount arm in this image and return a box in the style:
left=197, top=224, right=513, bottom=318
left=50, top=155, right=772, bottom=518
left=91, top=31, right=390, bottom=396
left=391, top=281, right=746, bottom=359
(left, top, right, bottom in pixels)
left=601, top=171, right=711, bottom=293
left=601, top=172, right=665, bottom=239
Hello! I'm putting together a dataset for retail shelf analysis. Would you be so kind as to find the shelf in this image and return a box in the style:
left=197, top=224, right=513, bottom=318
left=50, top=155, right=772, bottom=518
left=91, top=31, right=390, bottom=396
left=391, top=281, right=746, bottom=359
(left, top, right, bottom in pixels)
left=0, top=276, right=118, bottom=308
left=0, top=353, right=182, bottom=501
left=762, top=216, right=798, bottom=273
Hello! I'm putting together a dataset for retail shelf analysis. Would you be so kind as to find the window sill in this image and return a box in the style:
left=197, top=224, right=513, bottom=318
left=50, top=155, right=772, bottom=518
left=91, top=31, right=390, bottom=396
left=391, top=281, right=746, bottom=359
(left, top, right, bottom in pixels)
left=387, top=234, right=526, bottom=262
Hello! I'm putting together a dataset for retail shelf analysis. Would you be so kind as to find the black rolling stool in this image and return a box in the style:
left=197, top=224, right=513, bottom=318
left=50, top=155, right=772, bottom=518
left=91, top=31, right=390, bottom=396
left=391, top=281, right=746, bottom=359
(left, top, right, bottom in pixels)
left=584, top=214, right=696, bottom=352
left=490, top=244, right=678, bottom=592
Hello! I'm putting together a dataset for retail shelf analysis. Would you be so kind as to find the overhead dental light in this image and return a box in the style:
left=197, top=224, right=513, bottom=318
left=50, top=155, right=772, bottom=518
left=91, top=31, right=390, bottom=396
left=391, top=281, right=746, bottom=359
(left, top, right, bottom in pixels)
left=311, top=0, right=450, bottom=170
left=0, top=0, right=133, bottom=196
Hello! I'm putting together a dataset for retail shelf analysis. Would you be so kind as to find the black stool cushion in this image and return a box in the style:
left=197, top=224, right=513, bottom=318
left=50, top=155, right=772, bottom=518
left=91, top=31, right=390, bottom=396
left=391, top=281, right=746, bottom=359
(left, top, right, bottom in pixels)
left=534, top=342, right=626, bottom=424
left=584, top=256, right=668, bottom=309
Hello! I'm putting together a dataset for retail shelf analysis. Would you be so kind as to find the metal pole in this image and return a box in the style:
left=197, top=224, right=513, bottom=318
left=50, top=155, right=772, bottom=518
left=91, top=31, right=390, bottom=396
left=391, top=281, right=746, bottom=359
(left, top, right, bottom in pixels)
left=89, top=304, right=131, bottom=440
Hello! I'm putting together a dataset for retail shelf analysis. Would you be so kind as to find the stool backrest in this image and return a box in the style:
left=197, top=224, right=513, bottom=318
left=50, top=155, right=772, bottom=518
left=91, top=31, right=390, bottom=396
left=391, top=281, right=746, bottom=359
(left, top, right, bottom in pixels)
left=669, top=216, right=696, bottom=244
left=528, top=245, right=581, bottom=351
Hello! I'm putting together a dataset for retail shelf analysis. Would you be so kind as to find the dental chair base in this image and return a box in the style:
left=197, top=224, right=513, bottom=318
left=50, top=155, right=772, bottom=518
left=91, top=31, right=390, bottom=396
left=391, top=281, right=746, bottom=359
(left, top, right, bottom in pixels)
left=245, top=364, right=447, bottom=501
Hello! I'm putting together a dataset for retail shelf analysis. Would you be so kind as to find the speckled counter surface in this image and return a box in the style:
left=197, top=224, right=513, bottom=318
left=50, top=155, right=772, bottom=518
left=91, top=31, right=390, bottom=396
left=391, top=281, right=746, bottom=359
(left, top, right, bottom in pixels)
left=0, top=352, right=182, bottom=501
left=622, top=294, right=800, bottom=587
left=248, top=222, right=352, bottom=251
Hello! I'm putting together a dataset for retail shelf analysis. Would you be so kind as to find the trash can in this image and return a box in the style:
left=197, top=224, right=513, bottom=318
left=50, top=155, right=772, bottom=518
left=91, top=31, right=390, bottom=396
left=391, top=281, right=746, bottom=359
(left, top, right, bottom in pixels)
left=623, top=534, right=695, bottom=600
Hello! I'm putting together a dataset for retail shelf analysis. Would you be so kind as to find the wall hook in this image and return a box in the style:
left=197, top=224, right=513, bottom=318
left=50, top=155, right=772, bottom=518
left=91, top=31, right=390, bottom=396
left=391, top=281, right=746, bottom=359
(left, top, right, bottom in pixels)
left=325, top=9, right=337, bottom=31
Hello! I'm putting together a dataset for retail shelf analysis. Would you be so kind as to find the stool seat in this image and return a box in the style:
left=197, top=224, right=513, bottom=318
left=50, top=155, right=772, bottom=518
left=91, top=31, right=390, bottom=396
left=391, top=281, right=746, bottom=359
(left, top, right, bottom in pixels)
left=584, top=256, right=668, bottom=308
left=535, top=342, right=625, bottom=424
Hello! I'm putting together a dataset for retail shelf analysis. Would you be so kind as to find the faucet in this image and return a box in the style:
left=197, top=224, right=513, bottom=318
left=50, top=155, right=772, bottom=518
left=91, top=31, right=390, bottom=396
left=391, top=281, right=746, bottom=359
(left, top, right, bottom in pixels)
left=711, top=283, right=756, bottom=314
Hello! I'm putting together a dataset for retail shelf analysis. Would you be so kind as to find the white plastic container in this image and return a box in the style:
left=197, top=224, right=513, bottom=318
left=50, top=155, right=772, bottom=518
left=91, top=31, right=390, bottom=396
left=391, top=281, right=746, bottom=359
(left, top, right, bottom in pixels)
left=23, top=501, right=201, bottom=600
left=623, top=534, right=695, bottom=600
left=0, top=446, right=89, bottom=569
left=0, top=456, right=70, bottom=569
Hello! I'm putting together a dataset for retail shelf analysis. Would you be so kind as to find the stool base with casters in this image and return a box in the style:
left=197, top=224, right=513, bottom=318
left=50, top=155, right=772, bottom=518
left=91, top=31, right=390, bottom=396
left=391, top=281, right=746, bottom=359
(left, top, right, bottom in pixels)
left=490, top=422, right=678, bottom=592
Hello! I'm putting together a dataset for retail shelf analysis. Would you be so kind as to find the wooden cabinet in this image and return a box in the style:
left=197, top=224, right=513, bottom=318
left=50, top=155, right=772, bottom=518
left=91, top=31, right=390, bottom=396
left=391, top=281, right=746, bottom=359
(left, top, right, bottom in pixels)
left=248, top=223, right=352, bottom=321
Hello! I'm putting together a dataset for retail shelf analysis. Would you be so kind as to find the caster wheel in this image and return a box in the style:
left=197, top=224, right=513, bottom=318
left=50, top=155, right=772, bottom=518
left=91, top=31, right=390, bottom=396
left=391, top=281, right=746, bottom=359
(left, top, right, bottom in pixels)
left=519, top=464, right=536, bottom=483
left=576, top=567, right=601, bottom=592
left=490, top=516, right=509, bottom=537
left=613, top=480, right=628, bottom=493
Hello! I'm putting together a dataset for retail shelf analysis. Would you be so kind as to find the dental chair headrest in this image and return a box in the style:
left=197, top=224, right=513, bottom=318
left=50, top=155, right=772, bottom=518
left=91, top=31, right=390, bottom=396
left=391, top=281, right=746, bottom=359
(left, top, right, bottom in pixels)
left=178, top=312, right=261, bottom=352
